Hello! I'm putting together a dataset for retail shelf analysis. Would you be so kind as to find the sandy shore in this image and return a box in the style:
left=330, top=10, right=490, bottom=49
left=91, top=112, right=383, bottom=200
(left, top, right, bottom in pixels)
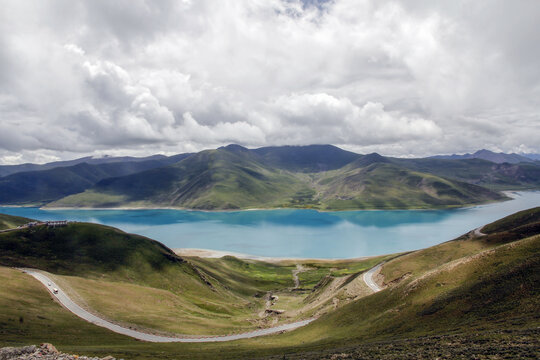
left=174, top=248, right=375, bottom=263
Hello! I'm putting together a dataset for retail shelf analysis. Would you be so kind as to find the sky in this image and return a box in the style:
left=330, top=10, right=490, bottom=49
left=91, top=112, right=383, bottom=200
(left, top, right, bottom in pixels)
left=1, top=0, right=539, bottom=164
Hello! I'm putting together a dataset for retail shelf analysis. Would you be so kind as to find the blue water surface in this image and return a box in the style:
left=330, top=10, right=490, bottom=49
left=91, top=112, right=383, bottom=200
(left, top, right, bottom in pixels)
left=2, top=191, right=539, bottom=258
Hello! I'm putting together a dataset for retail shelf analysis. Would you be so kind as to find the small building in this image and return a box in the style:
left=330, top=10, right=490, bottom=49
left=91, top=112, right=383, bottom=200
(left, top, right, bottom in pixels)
left=45, top=220, right=68, bottom=227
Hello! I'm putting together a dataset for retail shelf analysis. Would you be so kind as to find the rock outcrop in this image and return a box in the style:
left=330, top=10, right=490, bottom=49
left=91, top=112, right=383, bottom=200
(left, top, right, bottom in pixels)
left=0, top=343, right=119, bottom=360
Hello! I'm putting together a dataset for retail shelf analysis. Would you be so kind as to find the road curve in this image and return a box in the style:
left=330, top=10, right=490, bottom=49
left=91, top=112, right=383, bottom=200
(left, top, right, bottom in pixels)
left=474, top=226, right=486, bottom=237
left=363, top=263, right=384, bottom=292
left=20, top=268, right=315, bottom=343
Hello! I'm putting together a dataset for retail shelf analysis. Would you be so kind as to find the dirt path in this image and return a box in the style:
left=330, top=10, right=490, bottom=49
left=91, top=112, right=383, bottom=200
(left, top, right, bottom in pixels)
left=292, top=264, right=309, bottom=289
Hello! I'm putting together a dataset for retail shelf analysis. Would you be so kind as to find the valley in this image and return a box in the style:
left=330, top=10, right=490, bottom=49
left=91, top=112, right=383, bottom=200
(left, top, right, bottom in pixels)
left=0, top=208, right=539, bottom=359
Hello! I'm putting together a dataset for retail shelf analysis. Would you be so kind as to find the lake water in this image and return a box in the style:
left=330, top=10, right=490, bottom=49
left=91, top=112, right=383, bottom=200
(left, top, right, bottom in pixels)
left=2, top=191, right=540, bottom=259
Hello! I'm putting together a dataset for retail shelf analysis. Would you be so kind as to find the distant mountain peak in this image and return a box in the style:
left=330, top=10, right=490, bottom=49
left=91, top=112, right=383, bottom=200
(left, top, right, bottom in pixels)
left=430, top=149, right=533, bottom=164
left=219, top=144, right=250, bottom=153
left=351, top=152, right=389, bottom=168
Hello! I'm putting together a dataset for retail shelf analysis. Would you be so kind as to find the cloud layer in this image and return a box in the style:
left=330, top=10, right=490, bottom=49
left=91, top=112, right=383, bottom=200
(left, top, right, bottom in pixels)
left=1, top=0, right=539, bottom=163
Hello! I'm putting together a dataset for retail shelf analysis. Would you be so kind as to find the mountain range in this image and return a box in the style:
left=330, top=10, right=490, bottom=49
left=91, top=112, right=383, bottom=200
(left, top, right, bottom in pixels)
left=430, top=149, right=537, bottom=164
left=2, top=145, right=540, bottom=210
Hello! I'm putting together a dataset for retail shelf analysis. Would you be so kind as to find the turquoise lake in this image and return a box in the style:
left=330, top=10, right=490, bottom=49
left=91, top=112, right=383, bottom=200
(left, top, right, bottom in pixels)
left=2, top=191, right=540, bottom=259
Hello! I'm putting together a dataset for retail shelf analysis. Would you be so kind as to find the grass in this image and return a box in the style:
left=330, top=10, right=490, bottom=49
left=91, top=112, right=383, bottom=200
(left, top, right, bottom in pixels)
left=1, top=209, right=539, bottom=359
left=48, top=147, right=508, bottom=211
left=482, top=206, right=540, bottom=234
left=0, top=213, right=31, bottom=230
left=51, top=273, right=260, bottom=335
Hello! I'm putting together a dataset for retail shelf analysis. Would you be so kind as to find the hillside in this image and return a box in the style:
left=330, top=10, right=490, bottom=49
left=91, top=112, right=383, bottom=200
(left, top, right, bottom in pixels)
left=49, top=146, right=504, bottom=210
left=50, top=147, right=308, bottom=210
left=0, top=209, right=538, bottom=358
left=393, top=157, right=540, bottom=190
left=0, top=214, right=31, bottom=230
left=252, top=144, right=360, bottom=172
left=311, top=157, right=504, bottom=209
left=0, top=157, right=191, bottom=205
left=430, top=149, right=534, bottom=164
left=0, top=153, right=191, bottom=178
left=0, top=212, right=389, bottom=339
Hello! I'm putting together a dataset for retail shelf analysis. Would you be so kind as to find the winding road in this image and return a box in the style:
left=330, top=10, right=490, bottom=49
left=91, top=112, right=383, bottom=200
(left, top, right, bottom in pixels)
left=20, top=269, right=315, bottom=343
left=474, top=226, right=486, bottom=237
left=20, top=261, right=385, bottom=342
left=363, top=263, right=384, bottom=292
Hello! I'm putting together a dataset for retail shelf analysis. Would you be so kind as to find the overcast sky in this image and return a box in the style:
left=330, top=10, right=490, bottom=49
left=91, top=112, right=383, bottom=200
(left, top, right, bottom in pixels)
left=1, top=0, right=539, bottom=164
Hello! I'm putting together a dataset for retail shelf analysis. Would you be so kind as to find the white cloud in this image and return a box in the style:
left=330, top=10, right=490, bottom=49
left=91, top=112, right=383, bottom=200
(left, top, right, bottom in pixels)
left=0, top=0, right=539, bottom=163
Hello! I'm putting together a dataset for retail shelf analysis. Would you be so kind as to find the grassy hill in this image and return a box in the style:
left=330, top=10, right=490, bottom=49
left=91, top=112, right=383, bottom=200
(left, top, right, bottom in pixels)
left=51, top=147, right=308, bottom=210
left=3, top=145, right=540, bottom=209
left=312, top=159, right=504, bottom=209
left=0, top=153, right=191, bottom=177
left=49, top=146, right=505, bottom=210
left=393, top=157, right=540, bottom=190
left=0, top=157, right=192, bottom=206
left=0, top=213, right=388, bottom=338
left=0, top=214, right=31, bottom=230
left=252, top=144, right=360, bottom=172
left=0, top=209, right=538, bottom=358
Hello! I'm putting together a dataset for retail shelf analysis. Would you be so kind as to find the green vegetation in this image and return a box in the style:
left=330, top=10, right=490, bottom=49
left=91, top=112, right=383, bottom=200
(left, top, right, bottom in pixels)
left=0, top=159, right=186, bottom=206
left=482, top=206, right=540, bottom=234
left=0, top=221, right=278, bottom=335
left=312, top=161, right=504, bottom=210
left=50, top=146, right=506, bottom=210
left=0, top=218, right=384, bottom=337
left=0, top=213, right=31, bottom=230
left=392, top=157, right=540, bottom=190
left=0, top=209, right=539, bottom=359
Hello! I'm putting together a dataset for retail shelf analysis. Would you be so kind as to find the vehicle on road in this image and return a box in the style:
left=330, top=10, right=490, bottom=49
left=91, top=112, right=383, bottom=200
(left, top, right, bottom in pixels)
left=53, top=288, right=58, bottom=294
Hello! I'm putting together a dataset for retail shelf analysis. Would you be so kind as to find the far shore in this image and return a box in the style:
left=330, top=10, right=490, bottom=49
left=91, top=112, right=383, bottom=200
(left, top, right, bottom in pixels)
left=30, top=190, right=529, bottom=213
left=175, top=248, right=378, bottom=263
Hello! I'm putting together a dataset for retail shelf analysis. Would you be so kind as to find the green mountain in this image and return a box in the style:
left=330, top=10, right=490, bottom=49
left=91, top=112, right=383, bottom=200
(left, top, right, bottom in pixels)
left=0, top=156, right=191, bottom=205
left=313, top=158, right=503, bottom=209
left=393, top=157, right=540, bottom=190
left=50, top=147, right=308, bottom=209
left=4, top=144, right=540, bottom=209
left=430, top=149, right=534, bottom=164
left=252, top=144, right=360, bottom=172
left=0, top=153, right=191, bottom=177
left=50, top=146, right=504, bottom=210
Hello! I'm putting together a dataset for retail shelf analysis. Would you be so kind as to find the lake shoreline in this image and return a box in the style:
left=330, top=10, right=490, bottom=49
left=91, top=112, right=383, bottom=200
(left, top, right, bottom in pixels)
left=37, top=194, right=520, bottom=213
left=175, top=248, right=379, bottom=263
left=1, top=190, right=539, bottom=259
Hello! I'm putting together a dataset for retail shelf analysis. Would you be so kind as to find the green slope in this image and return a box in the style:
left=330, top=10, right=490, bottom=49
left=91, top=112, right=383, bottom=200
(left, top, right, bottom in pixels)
left=51, top=147, right=308, bottom=210
left=0, top=158, right=191, bottom=205
left=0, top=210, right=538, bottom=359
left=252, top=144, right=360, bottom=172
left=312, top=157, right=505, bottom=210
left=50, top=147, right=504, bottom=210
left=393, top=157, right=540, bottom=190
left=0, top=213, right=31, bottom=230
left=290, top=211, right=540, bottom=347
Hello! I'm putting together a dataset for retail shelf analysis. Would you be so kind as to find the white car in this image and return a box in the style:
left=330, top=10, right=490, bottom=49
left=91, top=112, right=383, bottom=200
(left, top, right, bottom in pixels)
left=47, top=282, right=51, bottom=286
left=53, top=288, right=59, bottom=294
